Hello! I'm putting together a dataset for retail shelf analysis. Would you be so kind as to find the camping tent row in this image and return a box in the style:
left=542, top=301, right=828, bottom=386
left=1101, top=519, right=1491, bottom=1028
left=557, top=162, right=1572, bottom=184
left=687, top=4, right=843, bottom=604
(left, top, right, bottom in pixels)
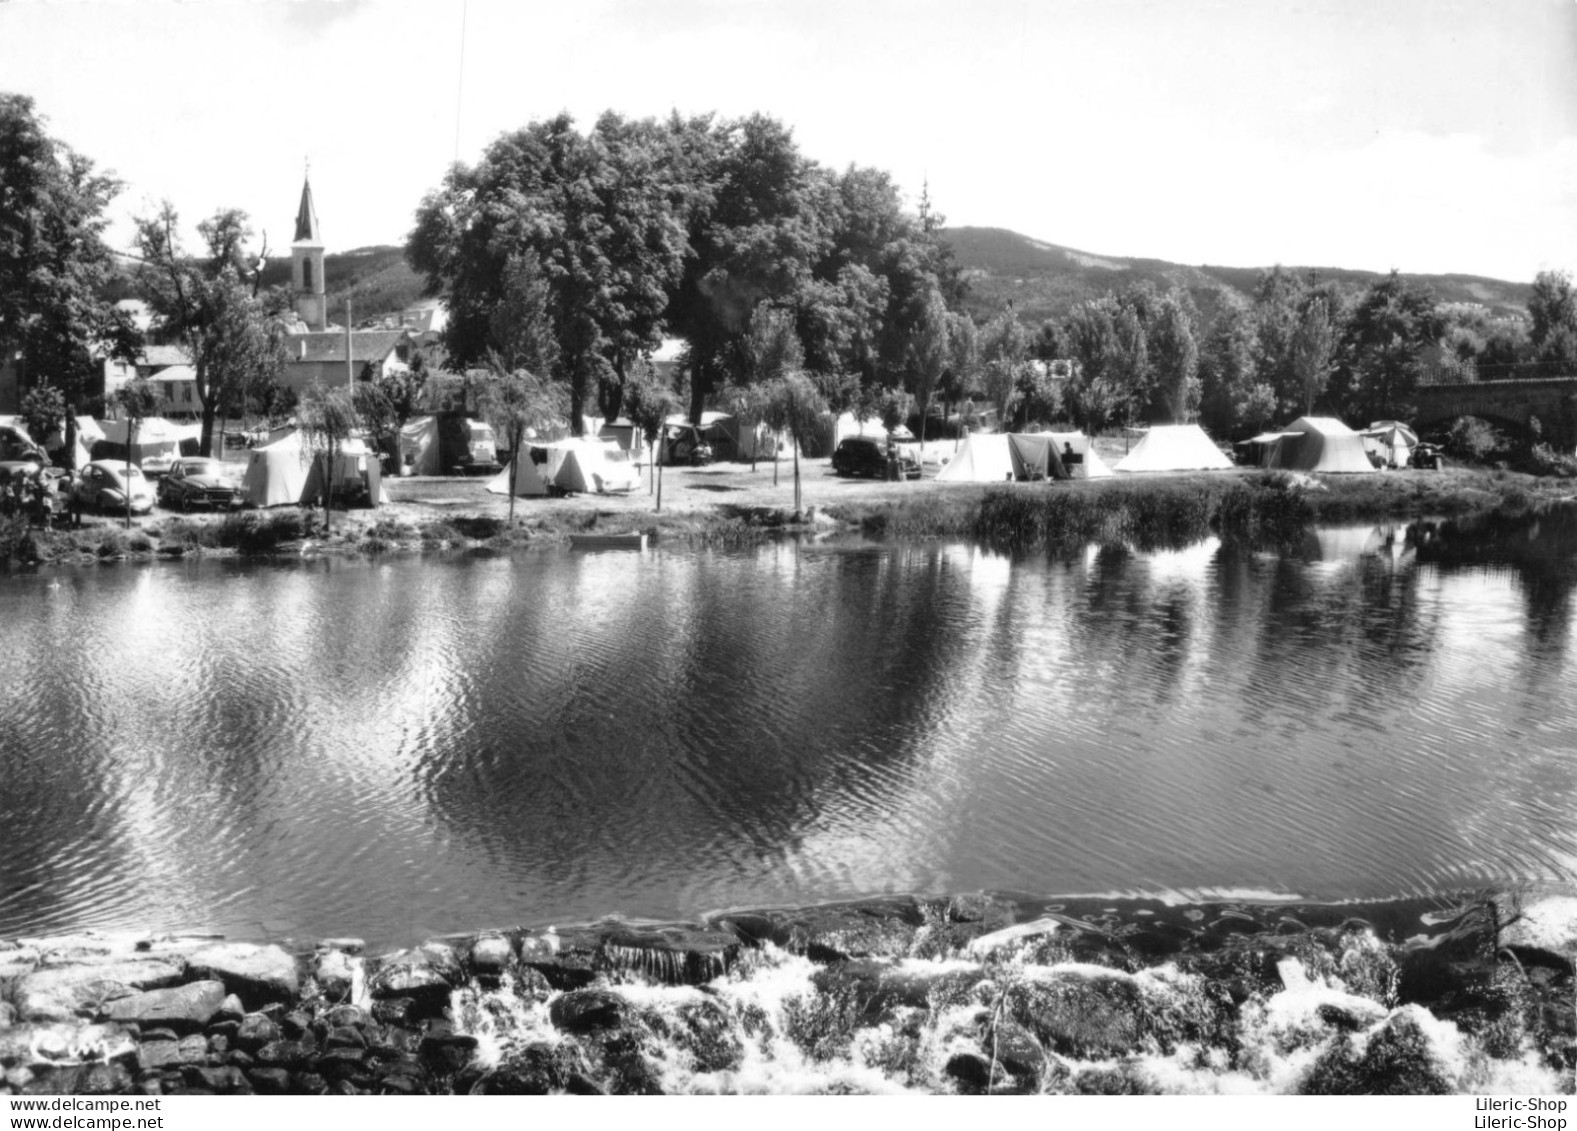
left=242, top=429, right=388, bottom=508
left=487, top=437, right=640, bottom=497
left=1113, top=425, right=1235, bottom=473
left=1240, top=417, right=1379, bottom=473
left=936, top=431, right=1114, bottom=483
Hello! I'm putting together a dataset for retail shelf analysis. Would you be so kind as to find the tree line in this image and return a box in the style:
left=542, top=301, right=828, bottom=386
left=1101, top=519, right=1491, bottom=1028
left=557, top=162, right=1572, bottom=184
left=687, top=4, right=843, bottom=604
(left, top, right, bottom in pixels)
left=6, top=90, right=1577, bottom=468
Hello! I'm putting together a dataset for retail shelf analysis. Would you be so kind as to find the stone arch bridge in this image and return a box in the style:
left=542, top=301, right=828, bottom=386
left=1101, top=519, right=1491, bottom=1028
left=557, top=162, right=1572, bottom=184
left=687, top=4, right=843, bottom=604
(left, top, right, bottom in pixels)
left=1413, top=378, right=1577, bottom=449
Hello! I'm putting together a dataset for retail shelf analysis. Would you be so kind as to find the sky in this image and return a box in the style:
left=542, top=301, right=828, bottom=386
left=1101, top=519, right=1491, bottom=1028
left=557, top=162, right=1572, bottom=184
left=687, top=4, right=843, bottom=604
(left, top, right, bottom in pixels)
left=2, top=0, right=1575, bottom=283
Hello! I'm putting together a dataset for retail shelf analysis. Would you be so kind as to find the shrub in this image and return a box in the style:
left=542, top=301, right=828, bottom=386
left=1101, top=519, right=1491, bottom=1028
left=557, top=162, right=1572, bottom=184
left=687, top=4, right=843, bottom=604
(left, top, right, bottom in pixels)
left=216, top=510, right=308, bottom=553
left=1444, top=417, right=1508, bottom=464
left=1526, top=443, right=1577, bottom=479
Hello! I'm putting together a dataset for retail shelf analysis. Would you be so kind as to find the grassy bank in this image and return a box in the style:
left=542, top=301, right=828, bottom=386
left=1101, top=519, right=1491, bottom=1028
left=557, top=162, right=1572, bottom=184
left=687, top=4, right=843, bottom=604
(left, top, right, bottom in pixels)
left=3, top=464, right=1572, bottom=569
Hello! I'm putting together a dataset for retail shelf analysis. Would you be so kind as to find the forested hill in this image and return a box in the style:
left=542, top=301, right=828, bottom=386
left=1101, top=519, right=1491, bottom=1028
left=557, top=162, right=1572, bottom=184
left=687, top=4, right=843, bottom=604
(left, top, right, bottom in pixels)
left=162, top=229, right=1534, bottom=332
left=945, top=226, right=1534, bottom=328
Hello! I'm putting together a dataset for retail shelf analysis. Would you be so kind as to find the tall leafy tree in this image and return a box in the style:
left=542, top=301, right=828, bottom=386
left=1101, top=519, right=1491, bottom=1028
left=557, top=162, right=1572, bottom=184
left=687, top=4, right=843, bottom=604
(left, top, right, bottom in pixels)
left=762, top=371, right=826, bottom=515
left=1336, top=271, right=1440, bottom=423
left=135, top=204, right=287, bottom=454
left=0, top=93, right=139, bottom=407
left=479, top=365, right=567, bottom=525
left=296, top=382, right=359, bottom=533
left=110, top=378, right=157, bottom=530
left=1148, top=290, right=1200, bottom=422
left=409, top=112, right=688, bottom=434
left=1527, top=269, right=1577, bottom=376
left=979, top=309, right=1031, bottom=427
left=1290, top=293, right=1338, bottom=415
left=1199, top=302, right=1275, bottom=437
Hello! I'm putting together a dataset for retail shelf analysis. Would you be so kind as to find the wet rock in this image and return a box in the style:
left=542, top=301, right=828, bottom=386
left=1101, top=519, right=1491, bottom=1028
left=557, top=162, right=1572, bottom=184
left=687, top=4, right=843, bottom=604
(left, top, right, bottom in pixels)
left=318, top=938, right=365, bottom=955
left=944, top=1051, right=992, bottom=1094
left=324, top=1026, right=367, bottom=1050
left=25, top=1062, right=134, bottom=1096
left=316, top=1047, right=369, bottom=1080
left=717, top=898, right=927, bottom=962
left=600, top=925, right=740, bottom=985
left=185, top=943, right=301, bottom=1009
left=980, top=1019, right=1046, bottom=1085
left=0, top=1003, right=17, bottom=1029
left=370, top=997, right=417, bottom=1027
left=467, top=935, right=514, bottom=979
left=234, top=1013, right=280, bottom=1051
left=5, top=1066, right=34, bottom=1090
left=600, top=1030, right=665, bottom=1095
left=1501, top=895, right=1577, bottom=974
left=101, top=980, right=227, bottom=1032
left=367, top=943, right=461, bottom=1010
left=1005, top=968, right=1145, bottom=1059
left=254, top=1040, right=313, bottom=1069
left=137, top=1035, right=207, bottom=1071
left=181, top=1065, right=248, bottom=1094
left=14, top=960, right=184, bottom=1023
left=313, top=949, right=357, bottom=1001
left=550, top=989, right=628, bottom=1034
left=1073, top=1065, right=1161, bottom=1095
left=213, top=994, right=245, bottom=1024
left=246, top=1066, right=290, bottom=1094
left=321, top=1003, right=370, bottom=1031
left=1299, top=1007, right=1454, bottom=1094
left=668, top=998, right=744, bottom=1074
left=517, top=928, right=601, bottom=990
left=279, top=1009, right=315, bottom=1039
left=467, top=1041, right=588, bottom=1095
left=294, top=1071, right=328, bottom=1095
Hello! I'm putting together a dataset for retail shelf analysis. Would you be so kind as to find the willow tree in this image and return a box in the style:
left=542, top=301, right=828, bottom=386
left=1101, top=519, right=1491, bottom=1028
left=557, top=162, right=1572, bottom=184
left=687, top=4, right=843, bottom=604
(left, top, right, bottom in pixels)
left=763, top=372, right=827, bottom=517
left=297, top=382, right=359, bottom=533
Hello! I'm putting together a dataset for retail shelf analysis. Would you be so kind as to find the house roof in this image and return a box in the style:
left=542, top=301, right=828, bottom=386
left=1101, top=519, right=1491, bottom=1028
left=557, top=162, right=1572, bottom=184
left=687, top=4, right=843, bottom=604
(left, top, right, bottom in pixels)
left=141, top=344, right=192, bottom=368
left=286, top=330, right=407, bottom=365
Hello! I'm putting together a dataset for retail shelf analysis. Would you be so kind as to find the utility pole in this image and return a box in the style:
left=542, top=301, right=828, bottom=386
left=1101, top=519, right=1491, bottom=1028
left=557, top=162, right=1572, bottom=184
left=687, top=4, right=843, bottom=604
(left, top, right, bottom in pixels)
left=345, top=298, right=353, bottom=388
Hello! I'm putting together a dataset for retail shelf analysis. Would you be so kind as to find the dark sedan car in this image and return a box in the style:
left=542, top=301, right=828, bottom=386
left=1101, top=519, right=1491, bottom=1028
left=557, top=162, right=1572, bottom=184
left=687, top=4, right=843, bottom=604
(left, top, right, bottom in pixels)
left=157, top=457, right=244, bottom=511
left=832, top=436, right=921, bottom=480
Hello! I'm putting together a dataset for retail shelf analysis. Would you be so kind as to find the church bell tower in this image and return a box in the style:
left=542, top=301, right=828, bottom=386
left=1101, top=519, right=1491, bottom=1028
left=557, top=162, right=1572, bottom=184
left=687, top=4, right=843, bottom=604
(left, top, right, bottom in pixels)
left=291, top=175, right=327, bottom=331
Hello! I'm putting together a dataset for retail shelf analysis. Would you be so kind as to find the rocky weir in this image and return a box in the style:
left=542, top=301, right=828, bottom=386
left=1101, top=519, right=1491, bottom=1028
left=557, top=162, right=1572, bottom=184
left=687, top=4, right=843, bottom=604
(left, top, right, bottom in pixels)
left=1, top=892, right=1572, bottom=1096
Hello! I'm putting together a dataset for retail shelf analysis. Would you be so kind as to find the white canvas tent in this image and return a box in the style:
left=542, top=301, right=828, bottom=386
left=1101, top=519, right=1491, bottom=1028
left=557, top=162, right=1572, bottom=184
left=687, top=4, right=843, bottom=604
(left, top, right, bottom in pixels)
left=95, top=416, right=200, bottom=464
left=242, top=430, right=385, bottom=507
left=935, top=432, right=1015, bottom=483
left=487, top=437, right=636, bottom=497
left=299, top=437, right=387, bottom=506
left=1266, top=416, right=1375, bottom=473
left=1114, top=424, right=1234, bottom=472
left=241, top=429, right=310, bottom=507
left=399, top=416, right=441, bottom=476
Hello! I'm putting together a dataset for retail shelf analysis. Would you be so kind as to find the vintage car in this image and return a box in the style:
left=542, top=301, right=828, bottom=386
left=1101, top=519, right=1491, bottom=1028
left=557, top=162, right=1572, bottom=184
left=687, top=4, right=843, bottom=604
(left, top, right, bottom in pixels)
left=72, top=460, right=155, bottom=515
left=157, top=457, right=244, bottom=511
left=832, top=436, right=921, bottom=480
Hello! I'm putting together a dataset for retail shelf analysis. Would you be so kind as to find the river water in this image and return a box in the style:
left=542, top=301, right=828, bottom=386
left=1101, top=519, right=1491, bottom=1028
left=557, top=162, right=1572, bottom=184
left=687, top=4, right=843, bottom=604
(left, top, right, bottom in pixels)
left=1, top=513, right=1574, bottom=951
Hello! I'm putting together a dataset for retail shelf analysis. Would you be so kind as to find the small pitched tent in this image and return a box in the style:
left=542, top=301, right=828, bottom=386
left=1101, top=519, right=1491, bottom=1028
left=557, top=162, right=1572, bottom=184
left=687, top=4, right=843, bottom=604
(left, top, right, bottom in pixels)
left=936, top=432, right=1015, bottom=483
left=1266, top=417, right=1375, bottom=473
left=242, top=429, right=310, bottom=507
left=1114, top=424, right=1234, bottom=473
left=487, top=437, right=635, bottom=497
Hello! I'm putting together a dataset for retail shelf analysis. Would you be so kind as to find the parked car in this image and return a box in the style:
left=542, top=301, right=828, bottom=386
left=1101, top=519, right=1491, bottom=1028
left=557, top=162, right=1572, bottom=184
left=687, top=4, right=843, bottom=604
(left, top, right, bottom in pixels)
left=157, top=457, right=244, bottom=511
left=832, top=436, right=921, bottom=480
left=0, top=424, right=47, bottom=465
left=140, top=450, right=180, bottom=479
left=1411, top=442, right=1443, bottom=470
left=662, top=423, right=713, bottom=466
left=73, top=460, right=155, bottom=515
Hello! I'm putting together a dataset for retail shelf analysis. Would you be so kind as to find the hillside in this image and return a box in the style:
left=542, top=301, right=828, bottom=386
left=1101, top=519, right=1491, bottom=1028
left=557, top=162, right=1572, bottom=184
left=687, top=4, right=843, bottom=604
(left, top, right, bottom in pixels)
left=110, top=229, right=1533, bottom=336
left=943, top=226, right=1533, bottom=328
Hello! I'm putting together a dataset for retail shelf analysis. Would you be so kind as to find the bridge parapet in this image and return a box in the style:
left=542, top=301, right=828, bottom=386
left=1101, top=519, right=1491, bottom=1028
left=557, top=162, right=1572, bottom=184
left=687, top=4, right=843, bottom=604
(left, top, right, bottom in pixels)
left=1414, top=377, right=1577, bottom=449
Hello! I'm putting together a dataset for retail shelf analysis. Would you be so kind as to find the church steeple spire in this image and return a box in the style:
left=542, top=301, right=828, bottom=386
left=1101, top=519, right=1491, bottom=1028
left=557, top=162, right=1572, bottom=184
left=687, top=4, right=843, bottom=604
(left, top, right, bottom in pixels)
left=293, top=174, right=320, bottom=243
left=291, top=167, right=327, bottom=331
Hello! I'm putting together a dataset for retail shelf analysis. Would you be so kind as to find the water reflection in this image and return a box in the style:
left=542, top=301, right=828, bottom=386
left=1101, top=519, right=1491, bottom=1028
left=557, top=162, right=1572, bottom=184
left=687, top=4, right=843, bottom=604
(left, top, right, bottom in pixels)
left=0, top=513, right=1574, bottom=949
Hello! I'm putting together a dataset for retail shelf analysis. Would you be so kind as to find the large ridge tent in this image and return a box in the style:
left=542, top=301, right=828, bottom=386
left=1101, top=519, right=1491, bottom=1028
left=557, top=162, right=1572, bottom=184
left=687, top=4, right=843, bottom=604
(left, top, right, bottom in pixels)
left=242, top=430, right=386, bottom=507
left=94, top=417, right=201, bottom=464
left=1265, top=416, right=1375, bottom=473
left=487, top=437, right=638, bottom=497
left=299, top=437, right=387, bottom=507
left=1005, top=434, right=1071, bottom=480
left=241, top=429, right=310, bottom=507
left=1114, top=424, right=1234, bottom=472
